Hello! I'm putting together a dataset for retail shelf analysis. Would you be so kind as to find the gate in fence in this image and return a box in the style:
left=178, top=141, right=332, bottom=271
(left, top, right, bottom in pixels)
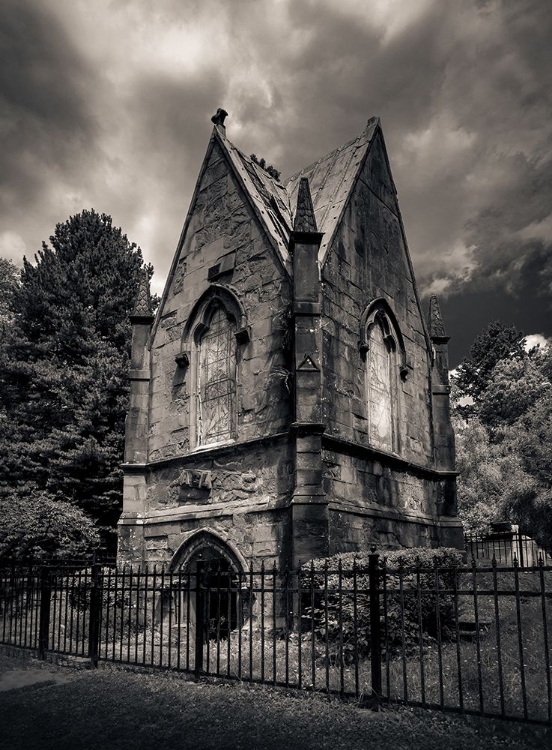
left=1, top=555, right=551, bottom=727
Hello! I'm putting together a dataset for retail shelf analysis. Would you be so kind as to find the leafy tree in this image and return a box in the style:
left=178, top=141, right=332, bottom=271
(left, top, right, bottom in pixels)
left=478, top=356, right=544, bottom=428
left=454, top=416, right=538, bottom=535
left=0, top=489, right=100, bottom=561
left=452, top=322, right=552, bottom=544
left=453, top=321, right=525, bottom=417
left=0, top=210, right=153, bottom=556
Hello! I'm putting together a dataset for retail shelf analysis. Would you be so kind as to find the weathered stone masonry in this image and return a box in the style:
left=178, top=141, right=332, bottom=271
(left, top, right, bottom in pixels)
left=119, top=112, right=463, bottom=572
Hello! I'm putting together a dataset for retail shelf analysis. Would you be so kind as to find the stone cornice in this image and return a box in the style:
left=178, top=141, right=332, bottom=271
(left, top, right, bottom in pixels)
left=121, top=431, right=290, bottom=473
left=321, top=434, right=459, bottom=480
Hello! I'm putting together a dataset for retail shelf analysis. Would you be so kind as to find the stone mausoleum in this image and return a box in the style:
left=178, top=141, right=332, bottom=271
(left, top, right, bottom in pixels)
left=118, top=110, right=463, bottom=572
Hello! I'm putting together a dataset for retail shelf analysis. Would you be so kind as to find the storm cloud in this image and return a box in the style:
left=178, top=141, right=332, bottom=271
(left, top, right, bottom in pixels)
left=1, top=0, right=551, bottom=363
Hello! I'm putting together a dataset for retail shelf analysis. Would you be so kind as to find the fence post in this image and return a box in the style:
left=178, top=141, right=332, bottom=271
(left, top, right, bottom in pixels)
left=516, top=529, right=525, bottom=569
left=88, top=562, right=102, bottom=668
left=194, top=562, right=205, bottom=680
left=38, top=566, right=51, bottom=661
left=369, top=552, right=382, bottom=708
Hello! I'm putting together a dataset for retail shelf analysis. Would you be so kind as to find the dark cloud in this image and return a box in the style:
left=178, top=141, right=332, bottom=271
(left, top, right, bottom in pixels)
left=0, top=0, right=551, bottom=357
left=0, top=0, right=99, bottom=208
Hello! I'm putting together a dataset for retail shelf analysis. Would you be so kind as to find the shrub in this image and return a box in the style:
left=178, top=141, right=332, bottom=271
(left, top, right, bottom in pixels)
left=300, top=548, right=464, bottom=662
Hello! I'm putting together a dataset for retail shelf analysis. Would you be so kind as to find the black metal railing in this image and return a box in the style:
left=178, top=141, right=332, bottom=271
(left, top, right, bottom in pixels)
left=1, top=555, right=551, bottom=726
left=465, top=529, right=552, bottom=568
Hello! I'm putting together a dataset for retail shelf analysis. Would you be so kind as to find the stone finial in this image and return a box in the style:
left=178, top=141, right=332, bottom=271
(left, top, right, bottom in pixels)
left=428, top=294, right=448, bottom=341
left=293, top=177, right=318, bottom=233
left=211, top=108, right=228, bottom=132
left=131, top=269, right=153, bottom=319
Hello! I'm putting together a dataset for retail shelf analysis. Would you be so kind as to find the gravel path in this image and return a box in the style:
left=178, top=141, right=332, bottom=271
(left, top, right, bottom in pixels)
left=0, top=652, right=549, bottom=750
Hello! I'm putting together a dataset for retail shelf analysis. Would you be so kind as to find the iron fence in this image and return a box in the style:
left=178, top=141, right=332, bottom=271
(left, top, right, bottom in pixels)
left=1, top=555, right=551, bottom=726
left=465, top=529, right=552, bottom=567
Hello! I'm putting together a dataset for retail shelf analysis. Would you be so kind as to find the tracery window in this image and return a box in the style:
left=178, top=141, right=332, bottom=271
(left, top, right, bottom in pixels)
left=197, top=306, right=236, bottom=446
left=360, top=302, right=406, bottom=455
left=366, top=317, right=396, bottom=452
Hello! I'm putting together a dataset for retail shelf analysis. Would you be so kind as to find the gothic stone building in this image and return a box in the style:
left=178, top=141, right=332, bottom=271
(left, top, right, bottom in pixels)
left=118, top=111, right=463, bottom=572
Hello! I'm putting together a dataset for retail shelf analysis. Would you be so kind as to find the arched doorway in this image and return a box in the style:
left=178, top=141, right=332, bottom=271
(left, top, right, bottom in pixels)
left=170, top=532, right=247, bottom=644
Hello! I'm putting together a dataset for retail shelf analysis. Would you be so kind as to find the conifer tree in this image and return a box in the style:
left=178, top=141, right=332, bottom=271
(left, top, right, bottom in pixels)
left=0, top=210, right=153, bottom=556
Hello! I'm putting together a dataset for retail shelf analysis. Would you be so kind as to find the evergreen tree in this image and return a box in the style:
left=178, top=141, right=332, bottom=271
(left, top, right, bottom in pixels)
left=0, top=258, right=19, bottom=333
left=0, top=210, right=153, bottom=556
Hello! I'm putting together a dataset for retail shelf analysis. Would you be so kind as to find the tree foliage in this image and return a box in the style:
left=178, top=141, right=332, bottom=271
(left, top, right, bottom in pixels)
left=0, top=257, right=19, bottom=333
left=454, top=321, right=526, bottom=417
left=452, top=322, right=552, bottom=544
left=0, top=210, right=153, bottom=557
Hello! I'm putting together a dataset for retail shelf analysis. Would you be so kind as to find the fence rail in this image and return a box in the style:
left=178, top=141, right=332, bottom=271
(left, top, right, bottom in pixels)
left=1, top=556, right=551, bottom=726
left=465, top=529, right=552, bottom=567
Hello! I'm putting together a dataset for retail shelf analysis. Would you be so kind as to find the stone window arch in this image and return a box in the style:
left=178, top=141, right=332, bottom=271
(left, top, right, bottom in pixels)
left=176, top=285, right=250, bottom=450
left=359, top=300, right=408, bottom=454
left=196, top=304, right=237, bottom=446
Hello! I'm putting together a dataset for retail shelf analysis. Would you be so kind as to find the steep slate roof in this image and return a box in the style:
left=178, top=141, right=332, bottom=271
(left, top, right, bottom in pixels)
left=219, top=130, right=294, bottom=269
left=286, top=117, right=380, bottom=263
left=214, top=117, right=380, bottom=268
left=156, top=116, right=383, bottom=331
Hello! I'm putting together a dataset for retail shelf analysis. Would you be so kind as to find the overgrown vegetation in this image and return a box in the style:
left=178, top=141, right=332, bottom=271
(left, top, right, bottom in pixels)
left=250, top=153, right=281, bottom=181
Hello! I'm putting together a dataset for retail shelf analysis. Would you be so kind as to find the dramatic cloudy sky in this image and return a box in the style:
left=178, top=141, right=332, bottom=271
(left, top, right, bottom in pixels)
left=1, top=0, right=551, bottom=364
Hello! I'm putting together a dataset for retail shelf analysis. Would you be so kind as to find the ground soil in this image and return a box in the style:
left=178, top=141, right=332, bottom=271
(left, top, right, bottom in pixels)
left=0, top=650, right=550, bottom=750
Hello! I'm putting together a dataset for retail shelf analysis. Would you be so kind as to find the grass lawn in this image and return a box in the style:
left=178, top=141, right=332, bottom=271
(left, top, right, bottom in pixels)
left=0, top=652, right=550, bottom=750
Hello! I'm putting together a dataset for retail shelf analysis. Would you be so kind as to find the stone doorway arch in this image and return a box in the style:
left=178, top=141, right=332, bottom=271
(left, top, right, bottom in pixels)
left=170, top=531, right=248, bottom=641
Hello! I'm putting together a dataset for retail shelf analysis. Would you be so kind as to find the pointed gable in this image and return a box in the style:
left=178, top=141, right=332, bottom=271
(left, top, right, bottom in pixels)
left=286, top=118, right=379, bottom=263
left=219, top=131, right=293, bottom=267
left=152, top=126, right=294, bottom=338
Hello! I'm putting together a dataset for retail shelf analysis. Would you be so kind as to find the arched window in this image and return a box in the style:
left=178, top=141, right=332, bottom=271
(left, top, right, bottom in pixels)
left=366, top=314, right=396, bottom=452
left=176, top=285, right=250, bottom=451
left=360, top=301, right=407, bottom=454
left=197, top=306, right=237, bottom=446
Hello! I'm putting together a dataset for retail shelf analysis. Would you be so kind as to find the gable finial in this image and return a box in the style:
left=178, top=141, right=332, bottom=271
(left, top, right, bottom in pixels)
left=131, top=269, right=154, bottom=321
left=211, top=108, right=229, bottom=134
left=294, top=177, right=318, bottom=233
left=428, top=295, right=448, bottom=341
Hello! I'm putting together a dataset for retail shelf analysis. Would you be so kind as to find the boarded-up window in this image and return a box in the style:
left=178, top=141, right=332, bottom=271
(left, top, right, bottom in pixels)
left=367, top=322, right=394, bottom=452
left=198, top=307, right=236, bottom=445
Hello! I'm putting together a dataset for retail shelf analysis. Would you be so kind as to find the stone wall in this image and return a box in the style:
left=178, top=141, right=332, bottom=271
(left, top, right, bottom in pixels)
left=147, top=139, right=292, bottom=464
left=322, top=443, right=463, bottom=552
left=321, top=131, right=433, bottom=467
left=119, top=436, right=294, bottom=567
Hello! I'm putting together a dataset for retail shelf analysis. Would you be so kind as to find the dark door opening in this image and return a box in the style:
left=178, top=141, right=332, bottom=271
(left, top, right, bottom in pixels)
left=197, top=557, right=239, bottom=639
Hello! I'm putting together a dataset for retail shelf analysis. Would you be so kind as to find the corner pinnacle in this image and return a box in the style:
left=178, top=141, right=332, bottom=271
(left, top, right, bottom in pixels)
left=293, top=177, right=318, bottom=233
left=131, top=269, right=153, bottom=319
left=428, top=295, right=448, bottom=341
